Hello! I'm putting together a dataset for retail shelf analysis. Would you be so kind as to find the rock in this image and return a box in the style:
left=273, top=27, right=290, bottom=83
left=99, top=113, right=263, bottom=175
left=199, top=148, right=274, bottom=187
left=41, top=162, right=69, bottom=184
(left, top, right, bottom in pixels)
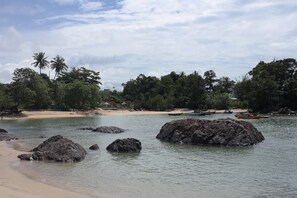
left=89, top=144, right=99, bottom=150
left=18, top=135, right=87, bottom=162
left=0, top=129, right=17, bottom=141
left=106, top=138, right=142, bottom=152
left=92, top=126, right=125, bottom=134
left=39, top=135, right=46, bottom=138
left=0, top=128, right=8, bottom=133
left=156, top=118, right=264, bottom=146
left=17, top=154, right=33, bottom=161
left=278, top=107, right=295, bottom=115
left=77, top=127, right=94, bottom=131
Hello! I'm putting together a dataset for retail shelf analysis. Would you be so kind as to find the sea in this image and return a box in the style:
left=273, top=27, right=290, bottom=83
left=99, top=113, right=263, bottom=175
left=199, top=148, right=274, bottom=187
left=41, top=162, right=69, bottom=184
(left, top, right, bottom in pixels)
left=1, top=113, right=297, bottom=198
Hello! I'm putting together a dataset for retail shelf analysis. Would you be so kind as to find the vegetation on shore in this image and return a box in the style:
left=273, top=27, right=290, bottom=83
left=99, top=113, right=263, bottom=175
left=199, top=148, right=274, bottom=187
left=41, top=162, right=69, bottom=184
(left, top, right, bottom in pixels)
left=0, top=53, right=296, bottom=113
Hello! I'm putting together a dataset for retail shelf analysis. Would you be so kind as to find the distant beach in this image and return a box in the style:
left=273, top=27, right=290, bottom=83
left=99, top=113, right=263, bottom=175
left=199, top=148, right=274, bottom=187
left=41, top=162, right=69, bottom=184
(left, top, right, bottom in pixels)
left=2, top=109, right=247, bottom=120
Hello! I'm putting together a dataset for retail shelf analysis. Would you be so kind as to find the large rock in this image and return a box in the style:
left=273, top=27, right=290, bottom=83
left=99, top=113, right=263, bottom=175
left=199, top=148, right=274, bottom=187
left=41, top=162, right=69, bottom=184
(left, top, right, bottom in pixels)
left=18, top=135, right=87, bottom=162
left=106, top=138, right=142, bottom=152
left=92, top=126, right=125, bottom=134
left=156, top=119, right=264, bottom=146
left=0, top=128, right=17, bottom=141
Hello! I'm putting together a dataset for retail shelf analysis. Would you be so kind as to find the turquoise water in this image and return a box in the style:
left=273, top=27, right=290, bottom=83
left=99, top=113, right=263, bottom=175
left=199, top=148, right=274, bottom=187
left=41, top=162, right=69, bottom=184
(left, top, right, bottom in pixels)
left=1, top=114, right=297, bottom=198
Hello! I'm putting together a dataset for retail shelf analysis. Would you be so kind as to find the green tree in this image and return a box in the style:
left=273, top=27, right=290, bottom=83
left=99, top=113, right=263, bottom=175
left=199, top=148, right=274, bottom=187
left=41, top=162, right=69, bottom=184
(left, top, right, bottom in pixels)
left=203, top=70, right=216, bottom=92
left=31, top=52, right=49, bottom=74
left=51, top=55, right=68, bottom=79
left=11, top=68, right=51, bottom=109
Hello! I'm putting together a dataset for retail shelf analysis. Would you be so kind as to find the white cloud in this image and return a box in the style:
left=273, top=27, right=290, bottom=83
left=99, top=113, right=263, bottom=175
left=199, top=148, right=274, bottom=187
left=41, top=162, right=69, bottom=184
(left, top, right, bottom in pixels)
left=1, top=0, right=297, bottom=89
left=52, top=0, right=102, bottom=11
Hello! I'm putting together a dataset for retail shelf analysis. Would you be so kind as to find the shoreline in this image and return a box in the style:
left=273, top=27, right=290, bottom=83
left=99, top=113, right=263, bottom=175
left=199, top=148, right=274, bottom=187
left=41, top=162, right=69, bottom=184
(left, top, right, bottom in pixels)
left=1, top=109, right=247, bottom=120
left=0, top=141, right=91, bottom=198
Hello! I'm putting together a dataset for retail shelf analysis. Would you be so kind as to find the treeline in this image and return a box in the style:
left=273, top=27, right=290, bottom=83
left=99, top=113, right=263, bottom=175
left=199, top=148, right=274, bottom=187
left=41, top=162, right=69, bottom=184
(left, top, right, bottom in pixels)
left=123, top=58, right=297, bottom=112
left=1, top=54, right=296, bottom=113
left=122, top=71, right=235, bottom=110
left=0, top=52, right=101, bottom=110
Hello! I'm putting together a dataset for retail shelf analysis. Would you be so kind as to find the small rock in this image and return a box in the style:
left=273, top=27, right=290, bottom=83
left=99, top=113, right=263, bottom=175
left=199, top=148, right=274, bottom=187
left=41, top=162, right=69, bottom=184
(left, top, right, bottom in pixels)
left=0, top=128, right=8, bottom=133
left=106, top=138, right=142, bottom=153
left=89, top=144, right=99, bottom=150
left=77, top=127, right=94, bottom=131
left=92, top=126, right=125, bottom=134
left=0, top=129, right=17, bottom=141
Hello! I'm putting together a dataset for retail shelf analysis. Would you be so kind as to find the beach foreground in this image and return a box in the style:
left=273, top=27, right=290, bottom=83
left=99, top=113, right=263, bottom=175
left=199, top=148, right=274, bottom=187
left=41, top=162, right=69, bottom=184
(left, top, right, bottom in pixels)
left=0, top=141, right=90, bottom=198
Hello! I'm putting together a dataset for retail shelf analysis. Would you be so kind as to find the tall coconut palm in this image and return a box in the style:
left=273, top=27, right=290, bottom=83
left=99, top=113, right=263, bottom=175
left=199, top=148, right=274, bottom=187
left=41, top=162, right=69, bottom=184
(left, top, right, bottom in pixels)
left=31, top=52, right=49, bottom=74
left=50, top=55, right=68, bottom=79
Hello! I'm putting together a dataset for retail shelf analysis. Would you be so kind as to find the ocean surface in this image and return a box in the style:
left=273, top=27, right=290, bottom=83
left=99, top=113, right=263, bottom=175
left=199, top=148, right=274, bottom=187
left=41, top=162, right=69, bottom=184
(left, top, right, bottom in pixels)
left=1, top=114, right=297, bottom=198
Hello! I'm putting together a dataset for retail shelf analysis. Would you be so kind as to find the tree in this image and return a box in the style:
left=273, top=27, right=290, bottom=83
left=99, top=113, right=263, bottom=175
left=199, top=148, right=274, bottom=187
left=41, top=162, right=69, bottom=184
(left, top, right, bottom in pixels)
left=31, top=52, right=49, bottom=74
left=51, top=55, right=68, bottom=79
left=11, top=68, right=51, bottom=109
left=235, top=58, right=297, bottom=112
left=203, top=70, right=216, bottom=92
left=57, top=67, right=101, bottom=85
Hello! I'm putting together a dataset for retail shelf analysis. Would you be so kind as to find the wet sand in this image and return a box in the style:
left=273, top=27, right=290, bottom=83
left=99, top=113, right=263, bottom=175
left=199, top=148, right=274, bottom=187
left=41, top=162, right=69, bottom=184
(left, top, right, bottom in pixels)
left=0, top=141, right=91, bottom=198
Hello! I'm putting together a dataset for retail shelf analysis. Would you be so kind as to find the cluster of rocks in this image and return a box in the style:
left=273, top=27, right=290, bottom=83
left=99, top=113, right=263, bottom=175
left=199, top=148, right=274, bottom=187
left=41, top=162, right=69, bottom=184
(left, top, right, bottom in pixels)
left=156, top=118, right=264, bottom=146
left=11, top=119, right=265, bottom=163
left=277, top=107, right=296, bottom=115
left=0, top=128, right=18, bottom=141
left=17, top=126, right=141, bottom=163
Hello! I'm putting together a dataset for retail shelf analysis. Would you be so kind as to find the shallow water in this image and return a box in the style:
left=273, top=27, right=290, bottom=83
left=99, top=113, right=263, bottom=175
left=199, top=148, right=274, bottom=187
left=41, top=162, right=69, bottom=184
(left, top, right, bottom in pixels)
left=1, top=114, right=297, bottom=198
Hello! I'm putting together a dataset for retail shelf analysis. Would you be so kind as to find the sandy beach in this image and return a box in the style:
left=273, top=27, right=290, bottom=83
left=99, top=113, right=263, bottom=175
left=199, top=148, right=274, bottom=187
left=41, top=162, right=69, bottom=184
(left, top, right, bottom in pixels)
left=0, top=141, right=90, bottom=198
left=2, top=108, right=246, bottom=120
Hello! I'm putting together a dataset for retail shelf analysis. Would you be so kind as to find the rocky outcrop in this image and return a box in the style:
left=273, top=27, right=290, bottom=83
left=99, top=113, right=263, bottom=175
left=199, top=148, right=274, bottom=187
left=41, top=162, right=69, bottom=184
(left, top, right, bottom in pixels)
left=92, top=126, right=125, bottom=134
left=18, top=135, right=87, bottom=162
left=156, top=119, right=264, bottom=146
left=106, top=138, right=142, bottom=152
left=89, top=144, right=99, bottom=150
left=0, top=128, right=17, bottom=141
left=77, top=126, right=125, bottom=134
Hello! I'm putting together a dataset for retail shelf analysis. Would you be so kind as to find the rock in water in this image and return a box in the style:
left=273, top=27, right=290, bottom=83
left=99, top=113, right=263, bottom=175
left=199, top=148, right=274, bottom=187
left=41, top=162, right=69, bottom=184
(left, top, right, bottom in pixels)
left=0, top=128, right=8, bottom=133
left=92, top=126, right=125, bottom=134
left=18, top=135, right=87, bottom=162
left=106, top=138, right=142, bottom=152
left=0, top=128, right=17, bottom=141
left=156, top=119, right=264, bottom=146
left=89, top=144, right=99, bottom=150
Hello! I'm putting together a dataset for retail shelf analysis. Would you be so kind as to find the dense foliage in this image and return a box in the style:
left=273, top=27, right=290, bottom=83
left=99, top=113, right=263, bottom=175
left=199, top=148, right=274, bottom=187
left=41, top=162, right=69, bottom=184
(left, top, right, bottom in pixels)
left=122, top=71, right=235, bottom=110
left=235, top=58, right=297, bottom=112
left=1, top=55, right=296, bottom=113
left=0, top=53, right=102, bottom=110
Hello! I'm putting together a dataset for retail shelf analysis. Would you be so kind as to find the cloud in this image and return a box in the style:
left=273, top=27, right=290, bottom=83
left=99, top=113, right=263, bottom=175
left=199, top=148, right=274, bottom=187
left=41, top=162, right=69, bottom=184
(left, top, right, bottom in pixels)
left=52, top=0, right=103, bottom=11
left=1, top=0, right=297, bottom=90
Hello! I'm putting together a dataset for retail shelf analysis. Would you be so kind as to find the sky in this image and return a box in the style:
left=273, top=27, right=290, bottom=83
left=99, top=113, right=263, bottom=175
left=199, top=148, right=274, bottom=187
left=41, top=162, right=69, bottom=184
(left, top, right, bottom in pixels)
left=0, top=0, right=297, bottom=90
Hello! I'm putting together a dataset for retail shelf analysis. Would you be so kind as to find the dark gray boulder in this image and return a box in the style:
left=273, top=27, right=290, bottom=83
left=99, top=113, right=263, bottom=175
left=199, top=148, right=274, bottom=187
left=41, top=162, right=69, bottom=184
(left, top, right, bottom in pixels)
left=92, top=126, right=125, bottom=134
left=0, top=128, right=17, bottom=141
left=156, top=119, right=264, bottom=146
left=18, top=135, right=87, bottom=162
left=0, top=128, right=8, bottom=133
left=106, top=138, right=142, bottom=152
left=89, top=144, right=99, bottom=150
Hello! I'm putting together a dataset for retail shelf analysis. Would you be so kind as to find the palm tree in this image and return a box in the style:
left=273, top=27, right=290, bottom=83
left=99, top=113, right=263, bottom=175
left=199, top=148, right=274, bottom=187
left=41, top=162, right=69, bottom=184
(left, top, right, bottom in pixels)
left=50, top=55, right=68, bottom=79
left=31, top=52, right=49, bottom=74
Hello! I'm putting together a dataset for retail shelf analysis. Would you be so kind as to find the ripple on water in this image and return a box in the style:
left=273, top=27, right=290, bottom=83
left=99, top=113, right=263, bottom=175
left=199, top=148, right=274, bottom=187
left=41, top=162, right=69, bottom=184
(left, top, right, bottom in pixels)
left=3, top=115, right=297, bottom=198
